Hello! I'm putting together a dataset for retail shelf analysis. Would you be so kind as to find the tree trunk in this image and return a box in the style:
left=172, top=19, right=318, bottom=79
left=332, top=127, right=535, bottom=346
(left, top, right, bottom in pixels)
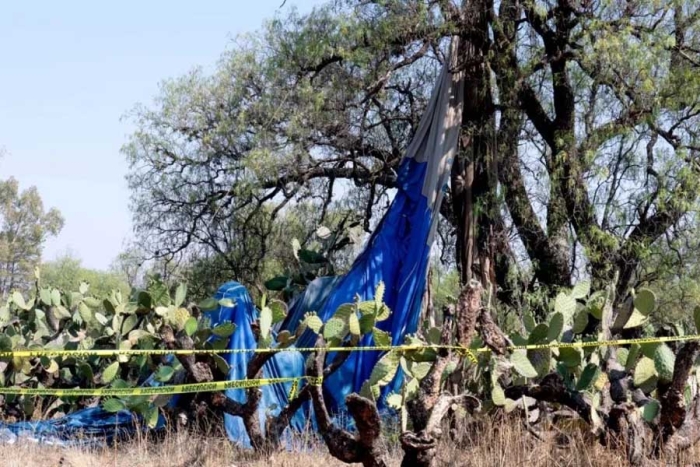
left=453, top=0, right=495, bottom=290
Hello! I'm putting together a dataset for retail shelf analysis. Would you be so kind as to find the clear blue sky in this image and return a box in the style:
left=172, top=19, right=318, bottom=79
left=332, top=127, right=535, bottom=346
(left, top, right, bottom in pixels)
left=0, top=0, right=325, bottom=270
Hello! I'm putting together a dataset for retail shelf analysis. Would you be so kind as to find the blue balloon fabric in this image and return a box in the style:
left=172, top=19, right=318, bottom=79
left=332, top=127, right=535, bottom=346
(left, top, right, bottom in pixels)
left=207, top=281, right=313, bottom=448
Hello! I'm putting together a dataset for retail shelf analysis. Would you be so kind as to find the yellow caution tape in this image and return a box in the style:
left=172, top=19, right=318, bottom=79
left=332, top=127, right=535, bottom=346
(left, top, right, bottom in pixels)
left=0, top=376, right=323, bottom=397
left=1, top=334, right=698, bottom=397
left=288, top=378, right=299, bottom=401
left=455, top=347, right=479, bottom=364
left=3, top=333, right=698, bottom=359
left=503, top=334, right=700, bottom=351
left=0, top=345, right=413, bottom=358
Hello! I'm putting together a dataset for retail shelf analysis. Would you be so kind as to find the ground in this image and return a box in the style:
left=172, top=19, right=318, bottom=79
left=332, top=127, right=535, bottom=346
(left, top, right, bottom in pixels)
left=4, top=418, right=690, bottom=467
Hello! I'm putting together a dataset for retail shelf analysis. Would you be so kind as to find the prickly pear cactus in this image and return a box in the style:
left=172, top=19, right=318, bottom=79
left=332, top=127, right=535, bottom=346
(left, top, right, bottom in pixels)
left=0, top=275, right=236, bottom=424
left=422, top=279, right=700, bottom=438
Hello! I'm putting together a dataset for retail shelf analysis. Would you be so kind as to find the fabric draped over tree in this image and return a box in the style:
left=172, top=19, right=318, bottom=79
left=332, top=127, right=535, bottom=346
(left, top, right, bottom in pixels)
left=215, top=35, right=465, bottom=445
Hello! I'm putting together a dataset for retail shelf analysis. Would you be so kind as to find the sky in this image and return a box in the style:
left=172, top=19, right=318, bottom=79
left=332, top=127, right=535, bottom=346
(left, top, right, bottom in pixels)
left=0, top=0, right=325, bottom=271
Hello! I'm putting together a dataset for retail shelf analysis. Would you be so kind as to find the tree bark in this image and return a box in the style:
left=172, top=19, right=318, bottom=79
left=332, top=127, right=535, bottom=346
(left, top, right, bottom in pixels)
left=307, top=337, right=387, bottom=467
left=453, top=0, right=499, bottom=292
left=402, top=281, right=483, bottom=467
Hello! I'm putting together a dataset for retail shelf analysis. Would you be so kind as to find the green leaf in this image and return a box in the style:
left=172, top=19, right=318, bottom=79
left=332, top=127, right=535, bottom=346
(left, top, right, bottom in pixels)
left=642, top=399, right=660, bottom=423
left=427, top=327, right=442, bottom=345
left=146, top=407, right=160, bottom=429
left=624, top=309, right=649, bottom=329
left=269, top=300, right=287, bottom=323
left=694, top=306, right=700, bottom=333
left=376, top=304, right=391, bottom=321
left=103, top=299, right=116, bottom=314
left=588, top=297, right=605, bottom=320
left=358, top=301, right=376, bottom=316
left=212, top=354, right=230, bottom=374
left=80, top=297, right=100, bottom=308
left=155, top=365, right=175, bottom=382
left=0, top=334, right=13, bottom=351
left=528, top=324, right=549, bottom=344
left=121, top=314, right=138, bottom=335
left=79, top=363, right=94, bottom=382
left=102, top=362, right=120, bottom=383
left=625, top=344, right=653, bottom=371
left=523, top=312, right=536, bottom=332
left=323, top=317, right=346, bottom=341
left=492, top=384, right=506, bottom=406
left=375, top=282, right=385, bottom=307
left=442, top=360, right=457, bottom=378
left=373, top=328, right=391, bottom=347
left=102, top=398, right=126, bottom=413
left=44, top=359, right=59, bottom=374
left=333, top=304, right=354, bottom=321
left=634, top=357, right=658, bottom=392
left=348, top=313, right=360, bottom=336
left=212, top=322, right=236, bottom=338
left=528, top=347, right=551, bottom=377
left=218, top=298, right=235, bottom=308
left=368, top=351, right=400, bottom=386
left=305, top=315, right=323, bottom=334
left=78, top=302, right=93, bottom=323
left=616, top=348, right=629, bottom=367
left=137, top=291, right=152, bottom=309
left=634, top=289, right=656, bottom=316
left=559, top=347, right=582, bottom=368
left=571, top=281, right=591, bottom=299
left=174, top=283, right=187, bottom=308
left=12, top=291, right=27, bottom=310
left=577, top=363, right=600, bottom=391
left=359, top=381, right=380, bottom=401
left=554, top=293, right=576, bottom=319
left=298, top=249, right=327, bottom=264
left=118, top=340, right=132, bottom=363
left=260, top=307, right=272, bottom=339
left=128, top=329, right=151, bottom=345
left=39, top=288, right=52, bottom=306
left=359, top=313, right=375, bottom=335
left=641, top=342, right=661, bottom=359
left=148, top=282, right=170, bottom=307
left=504, top=398, right=519, bottom=413
left=547, top=313, right=564, bottom=342
left=112, top=378, right=129, bottom=389
left=572, top=310, right=589, bottom=334
left=198, top=298, right=218, bottom=311
left=50, top=289, right=61, bottom=306
left=292, top=238, right=302, bottom=260
left=511, top=350, right=538, bottom=378
left=386, top=393, right=403, bottom=409
left=410, top=362, right=432, bottom=380
left=264, top=276, right=289, bottom=291
left=95, top=313, right=109, bottom=326
left=653, top=344, right=675, bottom=384
left=184, top=317, right=198, bottom=336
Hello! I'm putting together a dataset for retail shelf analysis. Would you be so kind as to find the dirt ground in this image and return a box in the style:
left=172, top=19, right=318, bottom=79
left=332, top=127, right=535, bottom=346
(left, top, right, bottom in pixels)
left=1, top=418, right=698, bottom=467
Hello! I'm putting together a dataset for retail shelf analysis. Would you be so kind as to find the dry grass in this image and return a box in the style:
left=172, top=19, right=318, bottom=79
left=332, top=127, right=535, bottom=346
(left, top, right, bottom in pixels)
left=1, top=417, right=699, bottom=467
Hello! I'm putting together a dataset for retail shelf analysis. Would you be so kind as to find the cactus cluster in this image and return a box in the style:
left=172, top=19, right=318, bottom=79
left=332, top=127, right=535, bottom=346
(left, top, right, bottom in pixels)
left=461, top=281, right=700, bottom=430
left=0, top=273, right=236, bottom=424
